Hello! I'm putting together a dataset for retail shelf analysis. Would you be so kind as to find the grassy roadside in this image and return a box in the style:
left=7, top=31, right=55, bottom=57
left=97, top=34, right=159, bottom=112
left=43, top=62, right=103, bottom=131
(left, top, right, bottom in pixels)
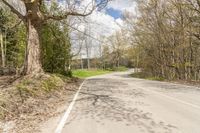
left=130, top=72, right=165, bottom=81
left=107, top=66, right=129, bottom=72
left=0, top=74, right=80, bottom=132
left=72, top=69, right=112, bottom=78
left=130, top=72, right=200, bottom=88
left=0, top=74, right=66, bottom=120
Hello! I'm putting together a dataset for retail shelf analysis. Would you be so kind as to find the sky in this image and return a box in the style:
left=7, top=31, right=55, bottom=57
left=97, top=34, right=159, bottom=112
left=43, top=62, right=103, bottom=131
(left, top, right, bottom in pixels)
left=45, top=0, right=136, bottom=37
left=87, top=0, right=136, bottom=37
left=71, top=0, right=136, bottom=58
left=105, top=0, right=136, bottom=19
left=106, top=8, right=122, bottom=19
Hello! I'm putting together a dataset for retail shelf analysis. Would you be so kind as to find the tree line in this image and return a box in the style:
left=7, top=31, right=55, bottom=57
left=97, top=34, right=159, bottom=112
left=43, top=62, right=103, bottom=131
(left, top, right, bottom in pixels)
left=125, top=0, right=200, bottom=81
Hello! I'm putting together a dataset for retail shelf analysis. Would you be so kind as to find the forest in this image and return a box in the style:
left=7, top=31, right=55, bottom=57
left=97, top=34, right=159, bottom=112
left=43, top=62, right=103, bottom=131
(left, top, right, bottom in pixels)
left=126, top=0, right=200, bottom=81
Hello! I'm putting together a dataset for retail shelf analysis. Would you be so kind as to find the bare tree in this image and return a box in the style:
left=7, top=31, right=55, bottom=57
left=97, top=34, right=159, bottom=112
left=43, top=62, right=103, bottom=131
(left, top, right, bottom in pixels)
left=123, top=0, right=200, bottom=81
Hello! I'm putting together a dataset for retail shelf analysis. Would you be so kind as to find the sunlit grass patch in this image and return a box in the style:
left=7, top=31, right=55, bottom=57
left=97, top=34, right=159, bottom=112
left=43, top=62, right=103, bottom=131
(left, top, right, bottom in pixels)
left=72, top=69, right=111, bottom=78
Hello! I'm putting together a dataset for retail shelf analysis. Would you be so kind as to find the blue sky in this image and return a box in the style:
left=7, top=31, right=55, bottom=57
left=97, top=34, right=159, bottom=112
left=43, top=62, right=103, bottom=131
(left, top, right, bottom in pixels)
left=106, top=8, right=122, bottom=19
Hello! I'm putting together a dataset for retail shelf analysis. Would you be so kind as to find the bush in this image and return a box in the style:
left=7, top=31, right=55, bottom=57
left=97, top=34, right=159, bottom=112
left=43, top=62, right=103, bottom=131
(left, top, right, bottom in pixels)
left=146, top=77, right=165, bottom=81
left=106, top=66, right=128, bottom=72
left=130, top=72, right=165, bottom=81
left=41, top=75, right=64, bottom=92
left=16, top=74, right=65, bottom=102
left=130, top=72, right=146, bottom=78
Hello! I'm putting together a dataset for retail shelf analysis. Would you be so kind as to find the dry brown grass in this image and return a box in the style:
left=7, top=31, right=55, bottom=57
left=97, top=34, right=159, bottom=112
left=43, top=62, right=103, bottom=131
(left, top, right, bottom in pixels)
left=0, top=74, right=81, bottom=132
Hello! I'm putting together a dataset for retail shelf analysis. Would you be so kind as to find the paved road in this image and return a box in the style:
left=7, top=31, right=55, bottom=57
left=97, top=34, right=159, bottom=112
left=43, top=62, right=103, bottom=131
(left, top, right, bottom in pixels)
left=44, top=70, right=200, bottom=133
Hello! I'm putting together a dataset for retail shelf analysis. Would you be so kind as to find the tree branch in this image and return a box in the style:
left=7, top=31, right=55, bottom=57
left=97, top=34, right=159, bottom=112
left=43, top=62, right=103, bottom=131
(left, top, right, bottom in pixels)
left=45, top=8, right=95, bottom=21
left=45, top=0, right=110, bottom=21
left=2, top=0, right=25, bottom=20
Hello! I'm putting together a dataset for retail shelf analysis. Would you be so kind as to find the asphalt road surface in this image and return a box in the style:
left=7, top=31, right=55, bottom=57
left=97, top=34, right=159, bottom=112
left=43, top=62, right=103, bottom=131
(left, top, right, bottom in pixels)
left=42, top=70, right=200, bottom=133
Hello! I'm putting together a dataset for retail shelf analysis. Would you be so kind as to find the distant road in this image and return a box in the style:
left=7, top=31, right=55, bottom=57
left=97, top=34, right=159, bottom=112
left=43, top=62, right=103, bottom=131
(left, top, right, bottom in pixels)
left=43, top=70, right=200, bottom=133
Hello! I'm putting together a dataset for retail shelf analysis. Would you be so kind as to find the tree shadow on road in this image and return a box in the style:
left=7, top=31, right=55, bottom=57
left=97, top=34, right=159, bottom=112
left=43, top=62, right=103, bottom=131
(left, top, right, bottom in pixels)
left=66, top=78, right=178, bottom=133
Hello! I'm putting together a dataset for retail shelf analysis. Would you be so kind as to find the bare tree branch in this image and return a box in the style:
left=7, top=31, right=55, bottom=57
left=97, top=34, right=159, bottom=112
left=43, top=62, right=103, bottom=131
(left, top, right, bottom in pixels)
left=46, top=10, right=94, bottom=20
left=1, top=0, right=25, bottom=20
left=45, top=0, right=110, bottom=21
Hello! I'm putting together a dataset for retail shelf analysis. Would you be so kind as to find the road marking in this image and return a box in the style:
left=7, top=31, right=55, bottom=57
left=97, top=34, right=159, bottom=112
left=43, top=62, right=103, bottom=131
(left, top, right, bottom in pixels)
left=55, top=80, right=86, bottom=133
left=140, top=86, right=200, bottom=110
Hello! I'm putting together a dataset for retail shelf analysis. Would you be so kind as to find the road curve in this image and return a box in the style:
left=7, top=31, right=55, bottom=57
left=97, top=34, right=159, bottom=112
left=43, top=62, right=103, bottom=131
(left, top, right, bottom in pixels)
left=43, top=70, right=200, bottom=133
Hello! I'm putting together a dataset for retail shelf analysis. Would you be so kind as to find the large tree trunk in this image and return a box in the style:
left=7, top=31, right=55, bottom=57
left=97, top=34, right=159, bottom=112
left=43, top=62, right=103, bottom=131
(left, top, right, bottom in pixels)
left=23, top=19, right=43, bottom=75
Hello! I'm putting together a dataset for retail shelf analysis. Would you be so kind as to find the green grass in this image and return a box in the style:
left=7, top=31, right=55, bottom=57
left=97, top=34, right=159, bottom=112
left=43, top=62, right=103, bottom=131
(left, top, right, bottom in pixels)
left=72, top=69, right=111, bottom=78
left=16, top=74, right=65, bottom=99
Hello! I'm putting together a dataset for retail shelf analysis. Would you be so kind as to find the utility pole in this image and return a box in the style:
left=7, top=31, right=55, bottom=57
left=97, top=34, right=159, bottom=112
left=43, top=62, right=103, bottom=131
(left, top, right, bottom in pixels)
left=85, top=23, right=91, bottom=70
left=0, top=30, right=5, bottom=68
left=80, top=53, right=83, bottom=69
left=99, top=41, right=103, bottom=69
left=85, top=40, right=90, bottom=69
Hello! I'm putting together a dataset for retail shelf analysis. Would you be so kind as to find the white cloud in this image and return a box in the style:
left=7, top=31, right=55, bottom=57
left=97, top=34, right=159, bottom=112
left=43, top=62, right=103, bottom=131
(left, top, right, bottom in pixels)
left=115, top=18, right=124, bottom=26
left=88, top=10, right=121, bottom=37
left=107, top=0, right=136, bottom=13
left=73, top=10, right=122, bottom=58
left=70, top=0, right=137, bottom=58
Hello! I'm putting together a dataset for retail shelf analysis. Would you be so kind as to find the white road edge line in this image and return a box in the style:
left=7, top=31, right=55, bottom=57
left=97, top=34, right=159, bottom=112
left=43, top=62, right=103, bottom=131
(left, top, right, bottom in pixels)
left=55, top=80, right=86, bottom=133
left=141, top=87, right=200, bottom=110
